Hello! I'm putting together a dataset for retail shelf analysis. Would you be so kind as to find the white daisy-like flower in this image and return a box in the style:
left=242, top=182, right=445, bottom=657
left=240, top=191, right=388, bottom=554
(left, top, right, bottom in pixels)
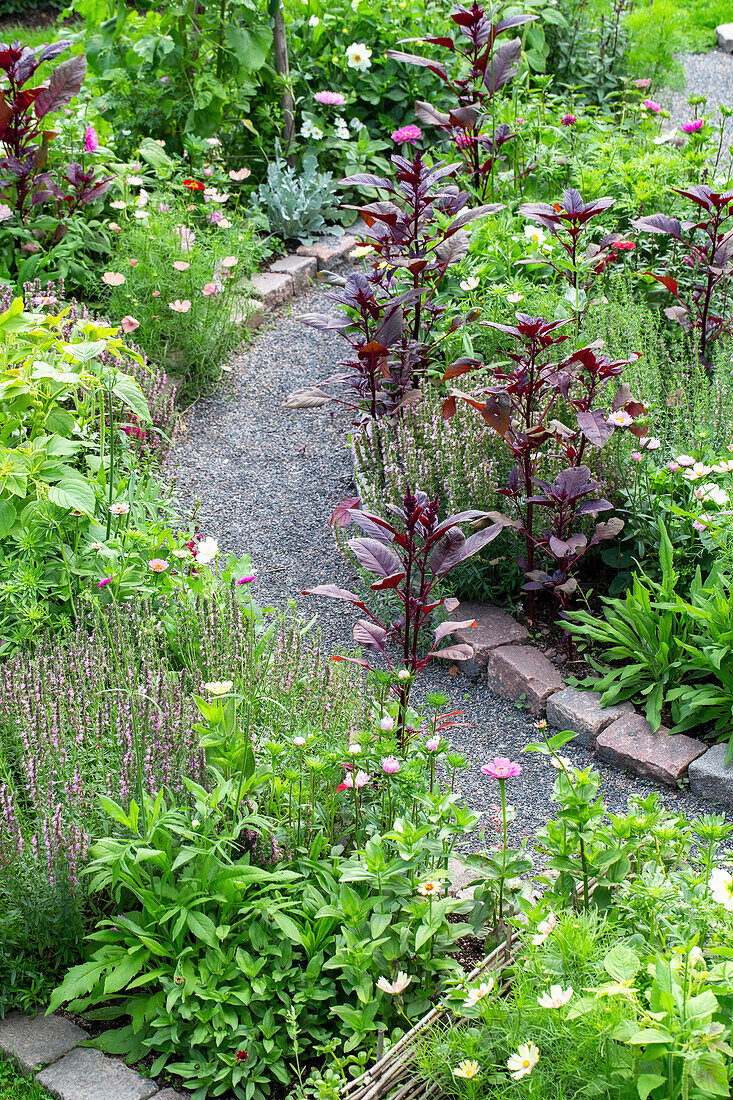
left=464, top=979, right=494, bottom=1007
left=195, top=536, right=219, bottom=565
left=346, top=42, right=372, bottom=71
left=531, top=912, right=556, bottom=946
left=376, top=971, right=412, bottom=995
left=524, top=225, right=546, bottom=246
left=606, top=410, right=633, bottom=427
left=507, top=1043, right=539, bottom=1080
left=460, top=276, right=480, bottom=291
left=537, top=984, right=573, bottom=1009
left=709, top=868, right=733, bottom=911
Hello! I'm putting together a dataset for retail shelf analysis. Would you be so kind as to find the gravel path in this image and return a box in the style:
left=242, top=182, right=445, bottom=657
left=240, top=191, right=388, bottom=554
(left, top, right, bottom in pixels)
left=168, top=277, right=725, bottom=849
left=665, top=50, right=733, bottom=150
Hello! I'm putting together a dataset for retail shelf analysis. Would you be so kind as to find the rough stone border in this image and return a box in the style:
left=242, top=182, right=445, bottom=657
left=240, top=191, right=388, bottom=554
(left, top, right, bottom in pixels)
left=453, top=603, right=729, bottom=802
left=238, top=228, right=362, bottom=330
left=0, top=1010, right=187, bottom=1100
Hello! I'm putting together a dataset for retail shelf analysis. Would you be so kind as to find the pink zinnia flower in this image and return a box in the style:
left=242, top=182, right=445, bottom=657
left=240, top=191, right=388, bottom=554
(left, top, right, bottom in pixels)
left=84, top=125, right=98, bottom=152
left=560, top=114, right=577, bottom=126
left=381, top=756, right=400, bottom=775
left=391, top=124, right=422, bottom=145
left=98, top=576, right=113, bottom=588
left=682, top=119, right=704, bottom=134
left=120, top=315, right=139, bottom=333
left=148, top=558, right=169, bottom=573
left=643, top=99, right=661, bottom=113
left=237, top=575, right=256, bottom=584
left=634, top=78, right=652, bottom=88
left=482, top=757, right=522, bottom=780
left=315, top=91, right=346, bottom=106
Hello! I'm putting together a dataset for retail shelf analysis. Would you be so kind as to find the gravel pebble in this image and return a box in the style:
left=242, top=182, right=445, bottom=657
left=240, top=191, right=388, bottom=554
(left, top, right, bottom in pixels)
left=169, top=274, right=727, bottom=852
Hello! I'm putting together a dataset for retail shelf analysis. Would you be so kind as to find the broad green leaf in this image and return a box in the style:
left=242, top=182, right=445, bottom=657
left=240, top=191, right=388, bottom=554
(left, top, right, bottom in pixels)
left=270, top=911, right=305, bottom=946
left=0, top=498, right=16, bottom=538
left=48, top=472, right=96, bottom=516
left=627, top=1028, right=674, bottom=1045
left=691, top=1050, right=730, bottom=1097
left=113, top=372, right=151, bottom=422
left=186, top=910, right=219, bottom=948
left=47, top=959, right=109, bottom=1012
left=603, top=945, right=640, bottom=983
left=637, top=1074, right=666, bottom=1100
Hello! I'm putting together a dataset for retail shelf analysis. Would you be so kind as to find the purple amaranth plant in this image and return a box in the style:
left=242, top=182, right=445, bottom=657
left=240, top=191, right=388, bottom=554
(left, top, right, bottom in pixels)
left=444, top=317, right=642, bottom=622
left=387, top=1, right=535, bottom=198
left=304, top=488, right=510, bottom=749
left=0, top=40, right=111, bottom=225
left=285, top=153, right=500, bottom=421
left=632, top=184, right=733, bottom=374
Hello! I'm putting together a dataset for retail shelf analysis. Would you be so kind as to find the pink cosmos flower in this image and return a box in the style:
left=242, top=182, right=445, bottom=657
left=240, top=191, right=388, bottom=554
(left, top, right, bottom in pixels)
left=693, top=519, right=707, bottom=531
left=237, top=575, right=256, bottom=584
left=129, top=258, right=138, bottom=267
left=120, top=315, right=140, bottom=333
left=315, top=91, right=346, bottom=106
left=631, top=451, right=643, bottom=461
left=682, top=119, right=704, bottom=133
left=425, top=736, right=440, bottom=752
left=98, top=577, right=113, bottom=588
left=172, top=261, right=190, bottom=271
left=668, top=461, right=680, bottom=471
left=392, top=124, right=422, bottom=144
left=168, top=299, right=192, bottom=313
left=202, top=283, right=219, bottom=296
left=482, top=757, right=522, bottom=780
left=84, top=125, right=98, bottom=152
left=152, top=290, right=160, bottom=297
left=229, top=168, right=251, bottom=181
left=643, top=99, right=661, bottom=113
left=634, top=78, right=652, bottom=88
left=560, top=114, right=577, bottom=126
left=381, top=756, right=400, bottom=775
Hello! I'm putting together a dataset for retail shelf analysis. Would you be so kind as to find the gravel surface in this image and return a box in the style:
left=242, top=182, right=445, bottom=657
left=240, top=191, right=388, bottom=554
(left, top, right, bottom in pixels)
left=664, top=50, right=733, bottom=150
left=169, top=275, right=725, bottom=849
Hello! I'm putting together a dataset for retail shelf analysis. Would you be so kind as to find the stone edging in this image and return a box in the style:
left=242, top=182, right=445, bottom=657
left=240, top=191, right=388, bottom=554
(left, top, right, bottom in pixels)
left=239, top=231, right=360, bottom=329
left=452, top=601, right=731, bottom=803
left=0, top=1010, right=186, bottom=1100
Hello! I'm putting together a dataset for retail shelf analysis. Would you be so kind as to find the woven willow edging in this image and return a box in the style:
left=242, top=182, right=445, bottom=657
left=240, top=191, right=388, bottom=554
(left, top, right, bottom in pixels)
left=342, top=932, right=520, bottom=1100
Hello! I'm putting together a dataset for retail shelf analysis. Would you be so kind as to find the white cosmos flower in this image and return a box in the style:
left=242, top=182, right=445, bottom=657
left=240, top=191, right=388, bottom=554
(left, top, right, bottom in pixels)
left=196, top=536, right=219, bottom=565
left=309, top=14, right=320, bottom=25
left=537, top=984, right=573, bottom=1009
left=709, top=868, right=733, bottom=910
left=464, top=979, right=494, bottom=1007
left=460, top=276, right=480, bottom=291
left=684, top=462, right=713, bottom=481
left=713, top=460, right=733, bottom=473
left=507, top=1043, right=539, bottom=1080
left=531, top=912, right=556, bottom=946
left=377, top=971, right=412, bottom=995
left=524, top=225, right=546, bottom=246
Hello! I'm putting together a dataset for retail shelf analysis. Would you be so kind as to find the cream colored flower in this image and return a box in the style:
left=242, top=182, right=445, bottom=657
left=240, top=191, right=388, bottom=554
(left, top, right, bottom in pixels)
left=204, top=680, right=234, bottom=695
left=346, top=42, right=372, bottom=71
left=537, top=984, right=573, bottom=1009
left=550, top=754, right=573, bottom=770
left=454, top=1060, right=480, bottom=1080
left=709, top=868, right=733, bottom=911
left=350, top=244, right=375, bottom=259
left=464, top=979, right=494, bottom=1007
left=376, top=971, right=412, bottom=995
left=109, top=501, right=130, bottom=515
left=531, top=912, right=556, bottom=946
left=524, top=225, right=546, bottom=246
left=102, top=271, right=126, bottom=286
left=507, top=1043, right=539, bottom=1080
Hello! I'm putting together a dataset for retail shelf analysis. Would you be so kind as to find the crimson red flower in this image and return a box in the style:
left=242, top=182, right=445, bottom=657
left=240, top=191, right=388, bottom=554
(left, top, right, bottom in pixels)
left=613, top=240, right=635, bottom=251
left=182, top=178, right=205, bottom=191
left=236, top=1051, right=248, bottom=1063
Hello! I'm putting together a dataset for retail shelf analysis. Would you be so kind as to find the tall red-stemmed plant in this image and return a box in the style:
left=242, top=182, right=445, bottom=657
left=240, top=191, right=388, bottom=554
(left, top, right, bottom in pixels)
left=387, top=1, right=535, bottom=198
left=284, top=153, right=500, bottom=421
left=632, top=184, right=733, bottom=374
left=304, top=489, right=509, bottom=749
left=444, top=317, right=642, bottom=621
left=0, top=40, right=110, bottom=226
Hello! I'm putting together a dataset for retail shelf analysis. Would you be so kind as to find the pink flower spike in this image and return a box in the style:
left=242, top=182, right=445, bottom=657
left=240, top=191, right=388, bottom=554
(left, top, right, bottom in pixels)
left=237, top=575, right=256, bottom=584
left=391, top=124, right=422, bottom=145
left=482, top=757, right=522, bottom=780
left=84, top=125, right=98, bottom=152
left=682, top=119, right=704, bottom=133
left=315, top=91, right=346, bottom=106
left=120, top=315, right=139, bottom=333
left=98, top=576, right=113, bottom=588
left=643, top=99, right=661, bottom=113
left=631, top=451, right=643, bottom=461
left=382, top=756, right=400, bottom=775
